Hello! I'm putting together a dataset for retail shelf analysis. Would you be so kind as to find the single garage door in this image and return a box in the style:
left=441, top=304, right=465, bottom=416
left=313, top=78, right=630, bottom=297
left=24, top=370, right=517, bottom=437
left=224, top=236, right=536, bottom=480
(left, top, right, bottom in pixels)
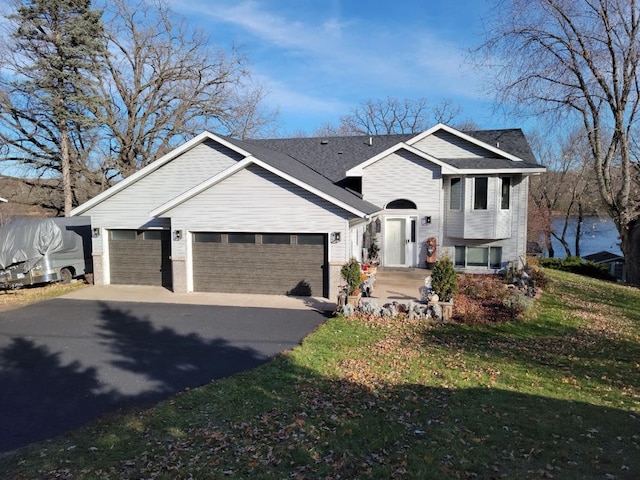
left=109, top=229, right=172, bottom=288
left=193, top=232, right=327, bottom=296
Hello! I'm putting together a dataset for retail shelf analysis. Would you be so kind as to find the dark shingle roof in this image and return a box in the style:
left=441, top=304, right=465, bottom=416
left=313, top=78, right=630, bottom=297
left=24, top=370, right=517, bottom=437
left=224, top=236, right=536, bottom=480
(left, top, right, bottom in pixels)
left=242, top=134, right=413, bottom=182
left=464, top=129, right=538, bottom=164
left=583, top=251, right=624, bottom=263
left=220, top=127, right=542, bottom=214
left=242, top=128, right=541, bottom=181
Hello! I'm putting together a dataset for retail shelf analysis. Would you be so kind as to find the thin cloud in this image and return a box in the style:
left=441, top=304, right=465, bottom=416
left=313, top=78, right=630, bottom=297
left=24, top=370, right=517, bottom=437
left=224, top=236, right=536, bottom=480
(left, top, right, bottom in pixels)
left=170, top=0, right=491, bottom=131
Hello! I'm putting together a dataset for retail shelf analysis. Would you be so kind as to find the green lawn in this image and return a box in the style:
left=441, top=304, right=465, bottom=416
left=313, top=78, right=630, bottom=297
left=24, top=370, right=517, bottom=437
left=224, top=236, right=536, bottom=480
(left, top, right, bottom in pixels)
left=1, top=269, right=639, bottom=479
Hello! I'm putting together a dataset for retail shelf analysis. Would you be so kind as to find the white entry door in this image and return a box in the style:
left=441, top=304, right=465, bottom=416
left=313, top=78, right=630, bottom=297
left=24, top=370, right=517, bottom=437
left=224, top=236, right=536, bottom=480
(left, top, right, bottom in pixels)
left=385, top=218, right=406, bottom=266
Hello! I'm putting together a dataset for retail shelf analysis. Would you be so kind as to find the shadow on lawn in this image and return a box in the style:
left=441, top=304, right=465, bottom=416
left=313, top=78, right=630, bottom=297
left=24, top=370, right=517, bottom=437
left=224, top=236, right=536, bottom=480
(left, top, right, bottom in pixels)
left=0, top=302, right=272, bottom=452
left=173, top=355, right=640, bottom=479
left=0, top=326, right=638, bottom=478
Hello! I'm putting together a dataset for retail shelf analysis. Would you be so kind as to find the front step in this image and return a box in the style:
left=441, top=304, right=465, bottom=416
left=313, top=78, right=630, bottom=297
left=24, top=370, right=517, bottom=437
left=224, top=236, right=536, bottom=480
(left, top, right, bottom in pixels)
left=367, top=267, right=432, bottom=301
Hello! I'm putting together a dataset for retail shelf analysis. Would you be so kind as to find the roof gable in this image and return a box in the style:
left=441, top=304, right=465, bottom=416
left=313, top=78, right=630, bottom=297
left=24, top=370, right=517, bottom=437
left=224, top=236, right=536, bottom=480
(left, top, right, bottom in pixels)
left=406, top=123, right=525, bottom=163
left=71, top=132, right=251, bottom=216
left=151, top=156, right=380, bottom=218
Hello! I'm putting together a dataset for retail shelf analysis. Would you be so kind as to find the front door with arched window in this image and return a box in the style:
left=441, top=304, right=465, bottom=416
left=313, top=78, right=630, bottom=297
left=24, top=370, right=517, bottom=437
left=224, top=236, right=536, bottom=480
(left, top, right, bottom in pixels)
left=383, top=199, right=418, bottom=267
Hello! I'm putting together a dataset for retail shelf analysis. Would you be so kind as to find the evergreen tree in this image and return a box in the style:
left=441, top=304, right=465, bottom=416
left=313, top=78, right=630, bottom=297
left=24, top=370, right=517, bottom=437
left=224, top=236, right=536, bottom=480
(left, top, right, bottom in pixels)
left=5, top=0, right=105, bottom=215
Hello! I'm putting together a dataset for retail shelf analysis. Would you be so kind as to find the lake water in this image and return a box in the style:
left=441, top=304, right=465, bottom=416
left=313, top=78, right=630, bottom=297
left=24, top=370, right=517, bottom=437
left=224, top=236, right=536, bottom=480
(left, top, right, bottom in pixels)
left=550, top=216, right=621, bottom=257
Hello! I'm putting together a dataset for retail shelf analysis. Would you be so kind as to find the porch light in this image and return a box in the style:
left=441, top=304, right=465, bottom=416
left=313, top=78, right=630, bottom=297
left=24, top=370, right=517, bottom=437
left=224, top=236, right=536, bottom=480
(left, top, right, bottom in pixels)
left=330, top=232, right=341, bottom=243
left=91, top=227, right=100, bottom=238
left=173, top=230, right=183, bottom=241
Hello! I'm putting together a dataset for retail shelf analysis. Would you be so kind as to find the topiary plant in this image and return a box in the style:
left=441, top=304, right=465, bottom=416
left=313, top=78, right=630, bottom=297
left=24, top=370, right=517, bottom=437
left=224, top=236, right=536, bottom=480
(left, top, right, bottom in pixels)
left=341, top=258, right=362, bottom=295
left=431, top=256, right=458, bottom=301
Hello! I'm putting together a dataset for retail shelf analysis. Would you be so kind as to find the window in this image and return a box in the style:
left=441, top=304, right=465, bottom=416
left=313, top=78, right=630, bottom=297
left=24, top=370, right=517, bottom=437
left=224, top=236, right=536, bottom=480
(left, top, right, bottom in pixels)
left=490, top=247, right=503, bottom=268
left=386, top=199, right=417, bottom=209
left=474, top=177, right=488, bottom=210
left=143, top=230, right=163, bottom=240
left=454, top=246, right=503, bottom=268
left=501, top=177, right=511, bottom=210
left=111, top=230, right=136, bottom=240
left=262, top=234, right=291, bottom=245
left=449, top=178, right=462, bottom=210
left=410, top=219, right=416, bottom=243
left=194, top=233, right=221, bottom=243
left=467, top=247, right=489, bottom=266
left=297, top=234, right=324, bottom=245
left=228, top=233, right=255, bottom=244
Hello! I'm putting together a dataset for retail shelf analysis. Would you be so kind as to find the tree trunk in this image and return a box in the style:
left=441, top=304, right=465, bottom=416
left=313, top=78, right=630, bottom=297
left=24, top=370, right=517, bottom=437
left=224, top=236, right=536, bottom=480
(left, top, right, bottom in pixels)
left=575, top=203, right=584, bottom=258
left=620, top=219, right=640, bottom=286
left=60, top=128, right=72, bottom=217
left=546, top=230, right=555, bottom=258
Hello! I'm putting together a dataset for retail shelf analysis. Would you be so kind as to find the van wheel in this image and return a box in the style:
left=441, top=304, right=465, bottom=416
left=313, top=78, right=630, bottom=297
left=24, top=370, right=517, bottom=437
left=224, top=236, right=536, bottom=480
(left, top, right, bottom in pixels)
left=60, top=268, right=73, bottom=284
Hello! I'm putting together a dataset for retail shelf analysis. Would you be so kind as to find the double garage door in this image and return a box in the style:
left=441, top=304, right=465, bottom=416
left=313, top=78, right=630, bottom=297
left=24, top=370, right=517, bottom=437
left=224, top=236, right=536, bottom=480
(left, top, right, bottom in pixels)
left=109, top=230, right=327, bottom=297
left=192, top=232, right=327, bottom=297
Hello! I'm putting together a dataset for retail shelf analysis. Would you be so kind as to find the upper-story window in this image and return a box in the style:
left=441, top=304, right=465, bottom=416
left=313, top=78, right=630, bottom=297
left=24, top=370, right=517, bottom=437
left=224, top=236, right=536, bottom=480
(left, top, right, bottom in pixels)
left=501, top=177, right=511, bottom=210
left=449, top=177, right=462, bottom=210
left=474, top=177, right=488, bottom=210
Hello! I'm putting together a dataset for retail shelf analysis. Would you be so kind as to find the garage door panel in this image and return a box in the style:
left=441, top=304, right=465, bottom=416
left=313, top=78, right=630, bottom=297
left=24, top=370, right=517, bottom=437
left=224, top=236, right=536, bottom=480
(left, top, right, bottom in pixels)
left=109, top=231, right=172, bottom=288
left=193, top=234, right=327, bottom=296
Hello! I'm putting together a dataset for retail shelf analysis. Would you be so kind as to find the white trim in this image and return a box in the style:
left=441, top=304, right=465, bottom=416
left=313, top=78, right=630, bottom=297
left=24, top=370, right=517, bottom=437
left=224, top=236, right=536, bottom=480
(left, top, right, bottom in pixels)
left=150, top=157, right=374, bottom=219
left=0, top=197, right=7, bottom=203
left=71, top=131, right=252, bottom=216
left=383, top=215, right=418, bottom=267
left=452, top=167, right=546, bottom=175
left=406, top=123, right=526, bottom=163
left=346, top=143, right=459, bottom=176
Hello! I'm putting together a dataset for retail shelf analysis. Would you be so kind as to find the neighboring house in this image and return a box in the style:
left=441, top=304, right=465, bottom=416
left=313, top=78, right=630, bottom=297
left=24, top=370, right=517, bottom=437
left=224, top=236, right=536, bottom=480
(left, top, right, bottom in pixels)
left=71, top=123, right=545, bottom=299
left=583, top=250, right=626, bottom=282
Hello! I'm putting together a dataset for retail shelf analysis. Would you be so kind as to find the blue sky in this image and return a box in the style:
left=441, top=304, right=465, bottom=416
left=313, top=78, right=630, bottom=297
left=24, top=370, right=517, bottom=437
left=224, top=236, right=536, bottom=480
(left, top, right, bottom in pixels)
left=170, top=0, right=507, bottom=136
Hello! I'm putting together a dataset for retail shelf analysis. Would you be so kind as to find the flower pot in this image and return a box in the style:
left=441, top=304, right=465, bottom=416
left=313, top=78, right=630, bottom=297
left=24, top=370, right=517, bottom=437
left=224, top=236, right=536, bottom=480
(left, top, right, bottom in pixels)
left=347, top=295, right=361, bottom=307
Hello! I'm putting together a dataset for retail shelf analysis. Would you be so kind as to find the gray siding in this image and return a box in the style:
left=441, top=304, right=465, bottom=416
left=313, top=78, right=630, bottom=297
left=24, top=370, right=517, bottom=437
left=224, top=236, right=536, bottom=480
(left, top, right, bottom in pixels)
left=441, top=174, right=529, bottom=271
left=84, top=140, right=243, bottom=229
left=444, top=176, right=513, bottom=240
left=413, top=130, right=495, bottom=159
left=167, top=165, right=351, bottom=263
left=362, top=150, right=441, bottom=216
left=362, top=150, right=442, bottom=266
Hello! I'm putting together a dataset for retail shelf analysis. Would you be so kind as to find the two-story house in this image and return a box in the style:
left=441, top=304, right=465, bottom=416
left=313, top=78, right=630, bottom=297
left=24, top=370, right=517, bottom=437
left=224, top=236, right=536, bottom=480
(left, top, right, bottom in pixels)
left=71, top=123, right=545, bottom=299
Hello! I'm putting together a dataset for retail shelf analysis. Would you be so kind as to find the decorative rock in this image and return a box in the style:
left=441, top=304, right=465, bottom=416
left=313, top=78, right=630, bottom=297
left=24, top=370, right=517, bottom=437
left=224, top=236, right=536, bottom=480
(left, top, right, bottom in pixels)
left=431, top=303, right=442, bottom=321
left=360, top=301, right=379, bottom=315
left=341, top=303, right=356, bottom=317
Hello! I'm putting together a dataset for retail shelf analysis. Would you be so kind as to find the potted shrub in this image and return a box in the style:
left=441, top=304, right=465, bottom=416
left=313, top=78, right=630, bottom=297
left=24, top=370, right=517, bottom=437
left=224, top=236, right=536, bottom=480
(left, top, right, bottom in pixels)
left=341, top=258, right=362, bottom=306
left=431, top=256, right=458, bottom=321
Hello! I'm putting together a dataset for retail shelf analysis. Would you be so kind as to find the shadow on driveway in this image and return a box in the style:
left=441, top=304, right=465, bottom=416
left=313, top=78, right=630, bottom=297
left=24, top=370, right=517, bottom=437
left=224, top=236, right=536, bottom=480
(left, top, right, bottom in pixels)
left=0, top=299, right=327, bottom=452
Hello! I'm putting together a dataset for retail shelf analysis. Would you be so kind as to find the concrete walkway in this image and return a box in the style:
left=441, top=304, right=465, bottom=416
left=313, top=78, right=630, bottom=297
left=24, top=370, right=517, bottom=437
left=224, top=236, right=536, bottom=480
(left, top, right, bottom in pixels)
left=364, top=268, right=431, bottom=305
left=62, top=284, right=336, bottom=312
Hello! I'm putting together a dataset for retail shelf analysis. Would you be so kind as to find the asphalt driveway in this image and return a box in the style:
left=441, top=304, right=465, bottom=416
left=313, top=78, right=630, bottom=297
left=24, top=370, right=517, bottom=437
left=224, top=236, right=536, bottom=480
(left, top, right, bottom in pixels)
left=0, top=298, right=327, bottom=452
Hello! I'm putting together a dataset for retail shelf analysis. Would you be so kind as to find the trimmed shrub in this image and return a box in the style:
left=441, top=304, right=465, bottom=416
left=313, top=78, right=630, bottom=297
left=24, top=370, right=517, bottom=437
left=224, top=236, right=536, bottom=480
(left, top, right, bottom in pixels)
left=503, top=292, right=534, bottom=318
left=539, top=256, right=613, bottom=281
left=341, top=258, right=362, bottom=295
left=431, top=256, right=458, bottom=301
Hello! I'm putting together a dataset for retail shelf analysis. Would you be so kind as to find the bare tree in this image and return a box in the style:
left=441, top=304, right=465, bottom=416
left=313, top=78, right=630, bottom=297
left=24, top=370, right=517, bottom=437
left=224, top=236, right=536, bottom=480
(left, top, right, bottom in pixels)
left=480, top=0, right=640, bottom=284
left=320, top=97, right=462, bottom=136
left=529, top=128, right=604, bottom=258
left=0, top=0, right=278, bottom=213
left=94, top=0, right=277, bottom=179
